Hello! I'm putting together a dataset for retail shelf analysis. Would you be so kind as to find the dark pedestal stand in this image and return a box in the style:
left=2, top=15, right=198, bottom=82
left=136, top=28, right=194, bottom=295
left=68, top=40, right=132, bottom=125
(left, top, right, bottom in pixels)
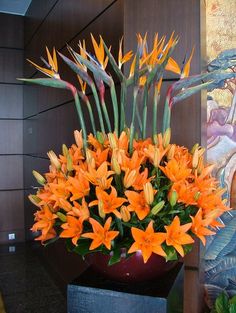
left=67, top=263, right=183, bottom=313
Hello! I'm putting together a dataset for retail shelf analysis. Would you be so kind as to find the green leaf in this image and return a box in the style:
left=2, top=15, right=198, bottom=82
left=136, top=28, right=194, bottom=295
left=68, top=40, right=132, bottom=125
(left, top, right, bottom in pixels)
left=163, top=245, right=178, bottom=261
left=230, top=296, right=236, bottom=305
left=115, top=217, right=124, bottom=237
left=18, top=78, right=71, bottom=90
left=215, top=293, right=229, bottom=313
left=44, top=236, right=59, bottom=247
left=108, top=248, right=121, bottom=266
left=102, top=40, right=125, bottom=81
left=229, top=303, right=236, bottom=313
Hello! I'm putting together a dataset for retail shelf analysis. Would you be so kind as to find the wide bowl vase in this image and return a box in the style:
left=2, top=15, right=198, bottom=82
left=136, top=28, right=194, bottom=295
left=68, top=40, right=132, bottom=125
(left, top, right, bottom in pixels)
left=86, top=251, right=177, bottom=283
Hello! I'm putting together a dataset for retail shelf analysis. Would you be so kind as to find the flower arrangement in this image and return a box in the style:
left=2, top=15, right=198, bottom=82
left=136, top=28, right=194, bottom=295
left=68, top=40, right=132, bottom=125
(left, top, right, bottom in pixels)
left=23, top=33, right=234, bottom=264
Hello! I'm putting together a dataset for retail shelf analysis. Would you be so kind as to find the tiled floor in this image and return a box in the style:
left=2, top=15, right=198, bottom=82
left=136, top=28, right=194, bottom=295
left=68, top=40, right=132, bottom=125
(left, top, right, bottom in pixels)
left=0, top=243, right=66, bottom=313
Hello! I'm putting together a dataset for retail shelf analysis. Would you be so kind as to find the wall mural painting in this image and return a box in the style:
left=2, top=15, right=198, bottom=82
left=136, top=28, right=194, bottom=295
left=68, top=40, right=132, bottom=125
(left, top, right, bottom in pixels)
left=204, top=0, right=236, bottom=308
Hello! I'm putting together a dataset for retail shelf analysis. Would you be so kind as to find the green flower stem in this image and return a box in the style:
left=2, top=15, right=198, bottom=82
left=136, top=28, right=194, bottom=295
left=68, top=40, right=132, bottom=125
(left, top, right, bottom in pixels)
left=110, top=82, right=119, bottom=135
left=142, top=85, right=149, bottom=139
left=119, top=81, right=126, bottom=133
left=101, top=98, right=112, bottom=132
left=85, top=98, right=96, bottom=135
left=153, top=88, right=160, bottom=140
left=129, top=87, right=138, bottom=154
left=73, top=91, right=87, bottom=149
left=162, top=87, right=172, bottom=133
left=91, top=83, right=105, bottom=133
left=135, top=103, right=143, bottom=133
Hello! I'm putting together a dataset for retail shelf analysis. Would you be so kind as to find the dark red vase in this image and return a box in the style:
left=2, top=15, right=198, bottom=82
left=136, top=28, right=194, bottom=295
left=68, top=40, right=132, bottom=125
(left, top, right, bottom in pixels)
left=86, top=250, right=177, bottom=283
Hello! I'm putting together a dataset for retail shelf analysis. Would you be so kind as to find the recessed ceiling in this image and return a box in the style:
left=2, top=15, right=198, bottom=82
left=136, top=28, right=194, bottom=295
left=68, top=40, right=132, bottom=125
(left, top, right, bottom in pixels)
left=0, top=0, right=32, bottom=16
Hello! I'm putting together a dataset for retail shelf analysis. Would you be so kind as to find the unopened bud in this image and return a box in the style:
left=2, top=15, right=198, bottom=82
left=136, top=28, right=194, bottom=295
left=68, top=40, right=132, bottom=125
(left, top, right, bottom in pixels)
left=143, top=182, right=154, bottom=205
left=108, top=133, right=117, bottom=150
left=74, top=130, right=83, bottom=148
left=153, top=148, right=160, bottom=167
left=96, top=131, right=105, bottom=144
left=28, top=194, right=41, bottom=206
left=111, top=156, right=121, bottom=175
left=62, top=144, right=69, bottom=157
left=86, top=149, right=95, bottom=168
left=163, top=128, right=171, bottom=148
left=47, top=150, right=61, bottom=170
left=56, top=212, right=67, bottom=222
left=124, top=169, right=138, bottom=188
left=120, top=206, right=131, bottom=222
left=192, top=149, right=199, bottom=168
left=98, top=200, right=105, bottom=218
left=197, top=156, right=204, bottom=174
left=169, top=190, right=178, bottom=207
left=194, top=191, right=201, bottom=201
left=66, top=154, right=73, bottom=172
left=151, top=200, right=165, bottom=215
left=191, top=143, right=199, bottom=154
left=167, top=145, right=175, bottom=160
left=32, top=170, right=46, bottom=185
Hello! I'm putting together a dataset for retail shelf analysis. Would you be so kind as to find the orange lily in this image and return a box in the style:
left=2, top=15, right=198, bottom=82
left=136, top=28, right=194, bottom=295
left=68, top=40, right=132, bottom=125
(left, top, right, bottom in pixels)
left=88, top=148, right=109, bottom=167
left=60, top=216, right=83, bottom=245
left=89, top=186, right=127, bottom=218
left=191, top=209, right=216, bottom=245
left=82, top=217, right=119, bottom=250
left=133, top=168, right=152, bottom=191
left=84, top=161, right=114, bottom=190
left=159, top=158, right=192, bottom=183
left=31, top=206, right=57, bottom=243
left=27, top=47, right=59, bottom=79
left=66, top=173, right=90, bottom=201
left=165, top=216, right=194, bottom=257
left=128, top=221, right=166, bottom=263
left=68, top=198, right=90, bottom=222
left=125, top=190, right=150, bottom=220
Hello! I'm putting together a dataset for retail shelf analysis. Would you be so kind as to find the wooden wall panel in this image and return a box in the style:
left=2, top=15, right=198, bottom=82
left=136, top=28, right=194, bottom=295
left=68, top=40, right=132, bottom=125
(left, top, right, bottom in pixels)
left=0, top=49, right=23, bottom=83
left=0, top=121, right=23, bottom=154
left=0, top=85, right=23, bottom=118
left=0, top=13, right=23, bottom=49
left=0, top=229, right=25, bottom=244
left=23, top=155, right=49, bottom=189
left=24, top=0, right=117, bottom=78
left=0, top=191, right=24, bottom=231
left=24, top=0, right=58, bottom=46
left=0, top=156, right=23, bottom=190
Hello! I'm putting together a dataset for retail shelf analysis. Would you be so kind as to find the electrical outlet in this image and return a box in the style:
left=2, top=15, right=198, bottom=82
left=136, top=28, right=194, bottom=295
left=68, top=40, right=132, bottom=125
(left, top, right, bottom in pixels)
left=9, top=246, right=16, bottom=253
left=8, top=233, right=15, bottom=240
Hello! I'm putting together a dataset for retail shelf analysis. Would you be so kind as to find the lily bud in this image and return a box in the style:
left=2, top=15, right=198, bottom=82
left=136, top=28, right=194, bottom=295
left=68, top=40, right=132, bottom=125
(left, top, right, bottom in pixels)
left=62, top=144, right=69, bottom=157
left=194, top=191, right=201, bottom=201
left=120, top=206, right=131, bottom=222
left=86, top=149, right=95, bottom=168
left=163, top=128, right=171, bottom=148
left=96, top=131, right=105, bottom=144
left=56, top=212, right=67, bottom=222
left=197, top=156, right=204, bottom=174
left=124, top=169, right=138, bottom=188
left=191, top=143, right=199, bottom=154
left=153, top=148, right=160, bottom=167
left=32, top=170, right=46, bottom=185
left=111, top=156, right=121, bottom=175
left=74, top=130, right=83, bottom=148
left=47, top=150, right=61, bottom=170
left=169, top=190, right=178, bottom=206
left=28, top=194, right=41, bottom=206
left=151, top=200, right=165, bottom=215
left=167, top=145, right=175, bottom=160
left=192, top=149, right=199, bottom=168
left=66, top=154, right=73, bottom=172
left=143, top=182, right=154, bottom=205
left=98, top=200, right=105, bottom=219
left=108, top=133, right=117, bottom=150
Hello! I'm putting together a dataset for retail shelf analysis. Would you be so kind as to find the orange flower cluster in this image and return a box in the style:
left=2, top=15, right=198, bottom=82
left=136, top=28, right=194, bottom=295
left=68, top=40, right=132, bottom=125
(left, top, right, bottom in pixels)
left=30, top=129, right=230, bottom=263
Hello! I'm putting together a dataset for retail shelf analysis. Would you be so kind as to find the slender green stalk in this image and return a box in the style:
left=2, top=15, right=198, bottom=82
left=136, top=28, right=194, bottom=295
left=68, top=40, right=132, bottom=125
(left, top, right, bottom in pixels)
left=91, top=83, right=105, bottom=133
left=85, top=98, right=96, bottom=135
left=119, top=81, right=126, bottom=133
left=73, top=91, right=87, bottom=149
left=135, top=103, right=143, bottom=133
left=142, top=85, right=149, bottom=139
left=129, top=87, right=138, bottom=154
left=101, top=98, right=112, bottom=132
left=152, top=88, right=160, bottom=141
left=162, top=97, right=171, bottom=134
left=110, top=82, right=119, bottom=135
